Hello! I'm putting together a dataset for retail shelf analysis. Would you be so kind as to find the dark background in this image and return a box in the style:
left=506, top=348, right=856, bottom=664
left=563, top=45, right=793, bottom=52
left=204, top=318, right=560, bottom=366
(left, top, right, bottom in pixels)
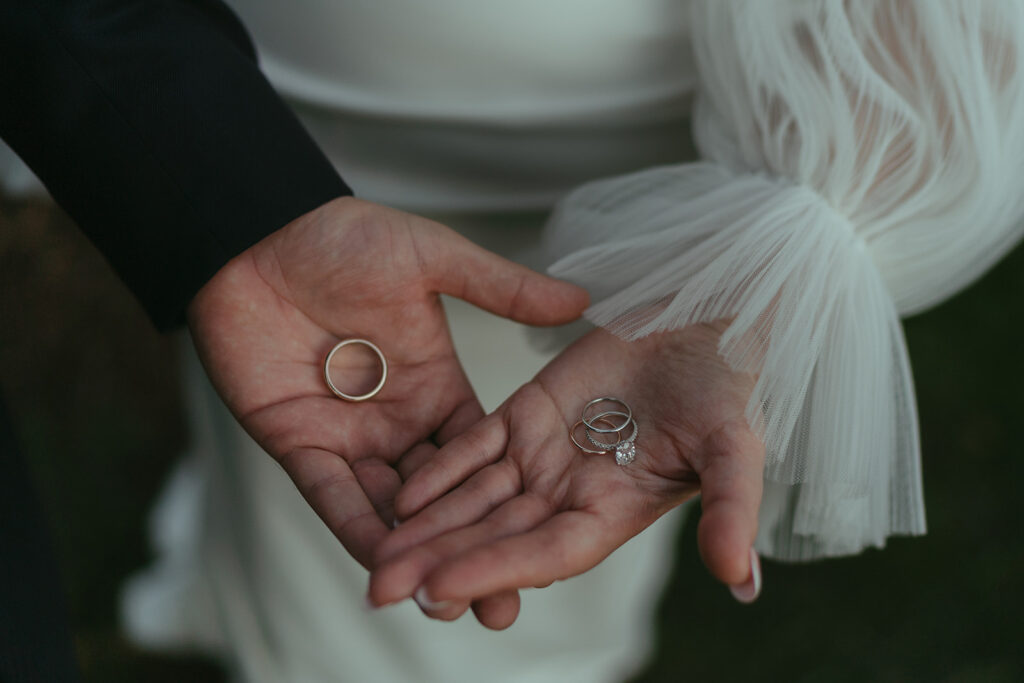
left=1, top=192, right=1021, bottom=682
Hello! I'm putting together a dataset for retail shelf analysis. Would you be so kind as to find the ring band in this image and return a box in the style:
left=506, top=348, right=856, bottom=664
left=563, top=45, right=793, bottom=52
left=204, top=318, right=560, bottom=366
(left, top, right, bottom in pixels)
left=570, top=417, right=622, bottom=455
left=584, top=411, right=638, bottom=450
left=581, top=397, right=632, bottom=433
left=323, top=338, right=387, bottom=402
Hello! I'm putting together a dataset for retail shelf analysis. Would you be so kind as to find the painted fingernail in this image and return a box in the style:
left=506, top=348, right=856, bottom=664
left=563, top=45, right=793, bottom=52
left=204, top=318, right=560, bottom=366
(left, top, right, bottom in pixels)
left=729, top=548, right=762, bottom=604
left=414, top=586, right=454, bottom=613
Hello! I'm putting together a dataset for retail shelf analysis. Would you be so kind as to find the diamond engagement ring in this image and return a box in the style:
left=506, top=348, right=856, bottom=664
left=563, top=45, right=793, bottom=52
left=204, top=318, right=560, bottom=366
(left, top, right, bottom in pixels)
left=584, top=410, right=638, bottom=466
left=323, top=338, right=388, bottom=401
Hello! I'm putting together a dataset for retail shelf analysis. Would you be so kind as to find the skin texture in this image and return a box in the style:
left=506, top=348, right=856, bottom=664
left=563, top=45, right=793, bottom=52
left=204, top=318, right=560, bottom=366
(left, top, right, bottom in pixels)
left=368, top=322, right=765, bottom=626
left=186, top=197, right=589, bottom=628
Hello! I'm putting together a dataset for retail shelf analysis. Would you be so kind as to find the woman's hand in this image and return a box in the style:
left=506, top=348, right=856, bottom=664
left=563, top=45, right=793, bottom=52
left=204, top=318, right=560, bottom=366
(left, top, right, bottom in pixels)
left=368, top=322, right=765, bottom=624
left=186, top=197, right=588, bottom=627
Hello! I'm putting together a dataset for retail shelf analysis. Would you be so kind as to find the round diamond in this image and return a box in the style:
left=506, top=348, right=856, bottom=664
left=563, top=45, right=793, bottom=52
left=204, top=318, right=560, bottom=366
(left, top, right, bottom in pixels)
left=615, top=443, right=636, bottom=466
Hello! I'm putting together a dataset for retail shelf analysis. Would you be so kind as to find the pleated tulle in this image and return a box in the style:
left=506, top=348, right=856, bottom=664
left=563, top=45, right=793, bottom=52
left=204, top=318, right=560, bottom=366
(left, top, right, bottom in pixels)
left=546, top=0, right=1024, bottom=560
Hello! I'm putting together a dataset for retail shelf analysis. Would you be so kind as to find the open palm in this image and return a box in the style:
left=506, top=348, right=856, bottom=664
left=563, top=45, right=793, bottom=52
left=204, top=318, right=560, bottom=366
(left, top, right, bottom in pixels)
left=369, top=322, right=764, bottom=621
left=186, top=197, right=589, bottom=576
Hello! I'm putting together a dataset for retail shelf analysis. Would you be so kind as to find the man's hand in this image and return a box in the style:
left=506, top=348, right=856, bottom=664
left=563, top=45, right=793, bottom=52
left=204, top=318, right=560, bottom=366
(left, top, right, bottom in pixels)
left=368, top=322, right=764, bottom=623
left=186, top=197, right=588, bottom=625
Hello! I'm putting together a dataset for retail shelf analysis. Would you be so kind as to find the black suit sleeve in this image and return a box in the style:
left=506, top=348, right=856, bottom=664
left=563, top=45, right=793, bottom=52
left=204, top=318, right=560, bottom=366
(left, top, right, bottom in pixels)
left=0, top=0, right=353, bottom=329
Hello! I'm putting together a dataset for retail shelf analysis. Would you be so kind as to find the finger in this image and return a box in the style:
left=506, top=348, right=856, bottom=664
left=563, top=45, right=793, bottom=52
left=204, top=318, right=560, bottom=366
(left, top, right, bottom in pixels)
left=369, top=493, right=551, bottom=607
left=350, top=456, right=403, bottom=529
left=378, top=460, right=521, bottom=564
left=280, top=446, right=390, bottom=569
left=425, top=231, right=589, bottom=326
left=394, top=386, right=483, bottom=490
left=395, top=442, right=438, bottom=483
left=471, top=590, right=520, bottom=631
left=418, top=510, right=627, bottom=601
left=394, top=414, right=507, bottom=520
left=409, top=590, right=519, bottom=629
left=411, top=588, right=471, bottom=622
left=434, top=396, right=486, bottom=447
left=692, top=423, right=765, bottom=588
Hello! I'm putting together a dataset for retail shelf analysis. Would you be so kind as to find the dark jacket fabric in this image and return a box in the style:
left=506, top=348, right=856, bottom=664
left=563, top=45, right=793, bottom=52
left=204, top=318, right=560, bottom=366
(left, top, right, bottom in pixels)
left=1, top=1, right=352, bottom=679
left=1, top=0, right=352, bottom=329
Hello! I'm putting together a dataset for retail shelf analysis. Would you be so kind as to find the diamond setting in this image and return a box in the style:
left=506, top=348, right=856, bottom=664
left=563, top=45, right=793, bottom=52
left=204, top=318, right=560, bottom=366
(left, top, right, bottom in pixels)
left=615, top=443, right=636, bottom=466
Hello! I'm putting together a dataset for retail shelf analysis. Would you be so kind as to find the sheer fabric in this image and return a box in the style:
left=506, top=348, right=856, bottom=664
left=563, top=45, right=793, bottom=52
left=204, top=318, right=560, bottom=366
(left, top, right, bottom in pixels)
left=546, top=0, right=1024, bottom=560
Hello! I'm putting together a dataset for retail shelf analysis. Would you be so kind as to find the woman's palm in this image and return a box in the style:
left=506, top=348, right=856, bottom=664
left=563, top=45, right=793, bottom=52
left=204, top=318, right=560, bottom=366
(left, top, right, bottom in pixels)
left=370, top=323, right=764, bottom=611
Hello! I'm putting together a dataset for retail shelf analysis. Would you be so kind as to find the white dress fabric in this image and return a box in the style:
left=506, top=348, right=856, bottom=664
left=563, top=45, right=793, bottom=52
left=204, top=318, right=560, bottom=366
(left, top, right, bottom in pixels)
left=230, top=0, right=697, bottom=212
left=0, top=140, right=45, bottom=198
left=547, top=0, right=1024, bottom=559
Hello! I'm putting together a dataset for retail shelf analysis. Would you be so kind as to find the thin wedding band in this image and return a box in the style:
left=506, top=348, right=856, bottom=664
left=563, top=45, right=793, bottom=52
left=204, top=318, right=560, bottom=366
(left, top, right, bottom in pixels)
left=581, top=397, right=632, bottom=434
left=570, top=417, right=622, bottom=455
left=323, top=338, right=388, bottom=401
left=585, top=411, right=638, bottom=450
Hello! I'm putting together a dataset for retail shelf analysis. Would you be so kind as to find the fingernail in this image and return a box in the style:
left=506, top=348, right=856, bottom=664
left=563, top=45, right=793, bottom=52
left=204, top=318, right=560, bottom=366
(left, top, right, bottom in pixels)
left=414, top=586, right=454, bottom=612
left=729, top=548, right=762, bottom=604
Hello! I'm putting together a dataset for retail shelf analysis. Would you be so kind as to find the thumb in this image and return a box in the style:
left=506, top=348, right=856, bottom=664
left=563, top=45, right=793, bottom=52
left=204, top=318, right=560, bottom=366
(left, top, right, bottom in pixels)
left=423, top=228, right=589, bottom=326
left=693, top=423, right=765, bottom=601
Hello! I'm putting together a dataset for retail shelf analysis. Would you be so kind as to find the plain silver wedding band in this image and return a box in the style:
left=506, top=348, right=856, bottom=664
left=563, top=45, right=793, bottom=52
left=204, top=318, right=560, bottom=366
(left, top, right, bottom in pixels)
left=581, top=397, right=632, bottom=434
left=323, top=338, right=388, bottom=402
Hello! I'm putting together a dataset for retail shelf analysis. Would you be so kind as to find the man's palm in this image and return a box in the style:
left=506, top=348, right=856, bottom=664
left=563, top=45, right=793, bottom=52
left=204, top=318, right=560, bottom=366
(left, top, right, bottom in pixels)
left=187, top=198, right=589, bottom=571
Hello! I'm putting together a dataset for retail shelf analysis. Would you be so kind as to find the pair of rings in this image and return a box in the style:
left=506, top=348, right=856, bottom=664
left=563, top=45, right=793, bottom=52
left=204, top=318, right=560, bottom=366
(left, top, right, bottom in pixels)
left=569, top=397, right=638, bottom=466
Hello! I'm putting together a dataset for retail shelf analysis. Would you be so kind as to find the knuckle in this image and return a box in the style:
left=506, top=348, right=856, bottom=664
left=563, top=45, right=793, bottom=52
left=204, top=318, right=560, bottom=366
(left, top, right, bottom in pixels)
left=505, top=274, right=529, bottom=319
left=304, top=470, right=357, bottom=500
left=701, top=418, right=763, bottom=467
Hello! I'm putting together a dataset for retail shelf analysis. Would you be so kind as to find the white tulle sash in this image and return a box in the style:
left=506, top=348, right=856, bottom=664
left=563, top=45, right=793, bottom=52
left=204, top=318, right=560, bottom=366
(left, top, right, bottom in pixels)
left=546, top=164, right=924, bottom=559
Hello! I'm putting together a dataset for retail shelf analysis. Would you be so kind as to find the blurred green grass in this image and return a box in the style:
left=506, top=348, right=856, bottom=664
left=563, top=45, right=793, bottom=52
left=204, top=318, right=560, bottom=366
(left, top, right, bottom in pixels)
left=1, top=194, right=1021, bottom=682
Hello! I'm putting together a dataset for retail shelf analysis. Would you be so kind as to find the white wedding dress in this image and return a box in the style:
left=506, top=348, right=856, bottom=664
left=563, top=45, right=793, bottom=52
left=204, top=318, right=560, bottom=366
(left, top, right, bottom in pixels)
left=120, top=2, right=1024, bottom=681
